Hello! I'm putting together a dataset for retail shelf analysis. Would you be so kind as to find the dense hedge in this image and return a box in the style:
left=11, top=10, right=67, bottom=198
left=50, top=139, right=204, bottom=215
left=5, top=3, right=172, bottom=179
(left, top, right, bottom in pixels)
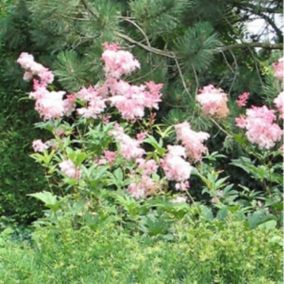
left=0, top=217, right=282, bottom=283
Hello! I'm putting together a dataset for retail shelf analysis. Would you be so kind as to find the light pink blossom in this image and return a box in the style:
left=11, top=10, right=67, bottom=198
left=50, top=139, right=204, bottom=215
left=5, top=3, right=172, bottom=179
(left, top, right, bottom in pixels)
left=161, top=145, right=192, bottom=182
left=235, top=115, right=246, bottom=128
left=196, top=84, right=229, bottom=118
left=137, top=159, right=158, bottom=175
left=103, top=150, right=116, bottom=164
left=128, top=175, right=155, bottom=199
left=111, top=125, right=145, bottom=160
left=76, top=86, right=106, bottom=118
left=136, top=131, right=147, bottom=142
left=17, top=52, right=54, bottom=85
left=175, top=181, right=190, bottom=191
left=102, top=45, right=140, bottom=78
left=63, top=94, right=76, bottom=116
left=167, top=145, right=186, bottom=157
left=59, top=160, right=80, bottom=179
left=272, top=57, right=283, bottom=81
left=236, top=105, right=282, bottom=149
left=274, top=92, right=284, bottom=118
left=108, top=80, right=162, bottom=120
left=175, top=122, right=210, bottom=162
left=34, top=90, right=66, bottom=120
left=32, top=139, right=49, bottom=152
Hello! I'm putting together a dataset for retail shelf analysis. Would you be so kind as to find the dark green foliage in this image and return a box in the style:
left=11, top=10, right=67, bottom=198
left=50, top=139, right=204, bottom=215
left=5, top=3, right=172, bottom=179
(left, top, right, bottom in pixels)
left=0, top=89, right=48, bottom=226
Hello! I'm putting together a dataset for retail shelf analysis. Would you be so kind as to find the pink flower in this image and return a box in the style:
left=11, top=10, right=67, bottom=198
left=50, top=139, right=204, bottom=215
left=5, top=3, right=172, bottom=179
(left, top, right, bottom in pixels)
left=102, top=45, right=140, bottom=78
left=175, top=181, right=190, bottom=191
left=137, top=159, right=158, bottom=175
left=17, top=52, right=54, bottom=86
left=111, top=125, right=145, bottom=160
left=59, top=160, right=80, bottom=179
left=272, top=57, right=283, bottom=81
left=196, top=84, right=229, bottom=118
left=103, top=150, right=116, bottom=164
left=76, top=86, right=106, bottom=118
left=108, top=80, right=147, bottom=120
left=136, top=131, right=147, bottom=142
left=274, top=92, right=284, bottom=118
left=34, top=90, right=66, bottom=120
left=143, top=81, right=163, bottom=109
left=167, top=145, right=186, bottom=157
left=236, top=92, right=250, bottom=107
left=63, top=94, right=76, bottom=116
left=175, top=122, right=210, bottom=162
left=32, top=139, right=49, bottom=152
left=128, top=175, right=155, bottom=199
left=108, top=79, right=162, bottom=120
left=161, top=145, right=192, bottom=182
left=235, top=115, right=247, bottom=128
left=238, top=106, right=282, bottom=149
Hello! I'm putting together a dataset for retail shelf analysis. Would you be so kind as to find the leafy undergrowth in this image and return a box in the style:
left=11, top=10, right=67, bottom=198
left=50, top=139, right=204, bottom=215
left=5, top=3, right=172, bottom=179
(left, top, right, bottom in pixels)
left=0, top=217, right=282, bottom=284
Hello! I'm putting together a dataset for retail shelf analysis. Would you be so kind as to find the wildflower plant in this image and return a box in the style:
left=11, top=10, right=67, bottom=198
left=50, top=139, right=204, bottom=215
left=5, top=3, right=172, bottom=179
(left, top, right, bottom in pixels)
left=18, top=44, right=212, bottom=202
left=17, top=46, right=283, bottom=224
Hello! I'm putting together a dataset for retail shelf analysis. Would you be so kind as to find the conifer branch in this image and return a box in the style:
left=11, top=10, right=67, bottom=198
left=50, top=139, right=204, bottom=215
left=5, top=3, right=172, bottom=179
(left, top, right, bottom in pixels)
left=80, top=0, right=99, bottom=18
left=120, top=17, right=151, bottom=48
left=115, top=32, right=175, bottom=58
left=217, top=42, right=283, bottom=51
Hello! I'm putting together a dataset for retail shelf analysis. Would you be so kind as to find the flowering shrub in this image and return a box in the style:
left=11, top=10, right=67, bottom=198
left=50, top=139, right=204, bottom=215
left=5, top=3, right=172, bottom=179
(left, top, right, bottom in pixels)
left=17, top=46, right=283, bottom=223
left=18, top=44, right=213, bottom=201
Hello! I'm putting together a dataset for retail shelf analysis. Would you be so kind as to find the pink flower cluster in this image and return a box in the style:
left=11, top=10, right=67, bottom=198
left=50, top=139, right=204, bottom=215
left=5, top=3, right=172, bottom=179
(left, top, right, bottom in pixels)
left=32, top=87, right=67, bottom=120
left=107, top=79, right=162, bottom=120
left=32, top=139, right=49, bottom=152
left=17, top=52, right=54, bottom=86
left=17, top=53, right=76, bottom=120
left=274, top=92, right=284, bottom=119
left=236, top=92, right=250, bottom=107
left=101, top=44, right=163, bottom=120
left=272, top=57, right=283, bottom=81
left=161, top=145, right=192, bottom=185
left=76, top=86, right=106, bottom=118
left=102, top=44, right=140, bottom=78
left=59, top=160, right=81, bottom=180
left=110, top=125, right=145, bottom=161
left=128, top=158, right=158, bottom=199
left=196, top=84, right=229, bottom=118
left=175, top=122, right=210, bottom=162
left=236, top=105, right=282, bottom=149
left=18, top=45, right=163, bottom=122
left=137, top=158, right=158, bottom=175
left=128, top=175, right=156, bottom=199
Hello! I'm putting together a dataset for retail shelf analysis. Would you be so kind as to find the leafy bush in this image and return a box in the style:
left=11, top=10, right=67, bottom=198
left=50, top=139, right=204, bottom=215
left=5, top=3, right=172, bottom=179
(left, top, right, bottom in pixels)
left=0, top=214, right=282, bottom=283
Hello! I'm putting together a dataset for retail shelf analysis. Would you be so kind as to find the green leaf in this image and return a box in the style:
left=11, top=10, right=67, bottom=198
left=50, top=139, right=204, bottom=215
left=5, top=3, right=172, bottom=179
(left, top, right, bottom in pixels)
left=28, top=191, right=58, bottom=208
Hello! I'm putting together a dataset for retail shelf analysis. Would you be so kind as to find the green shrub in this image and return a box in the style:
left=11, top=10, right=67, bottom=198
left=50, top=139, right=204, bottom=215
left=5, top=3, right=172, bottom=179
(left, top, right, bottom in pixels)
left=0, top=216, right=282, bottom=283
left=0, top=90, right=48, bottom=226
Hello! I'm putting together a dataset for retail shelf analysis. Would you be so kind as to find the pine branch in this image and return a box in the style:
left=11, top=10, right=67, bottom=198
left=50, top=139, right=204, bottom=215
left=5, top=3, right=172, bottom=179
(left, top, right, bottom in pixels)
left=217, top=42, right=283, bottom=51
left=80, top=0, right=99, bottom=18
left=115, top=32, right=175, bottom=58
